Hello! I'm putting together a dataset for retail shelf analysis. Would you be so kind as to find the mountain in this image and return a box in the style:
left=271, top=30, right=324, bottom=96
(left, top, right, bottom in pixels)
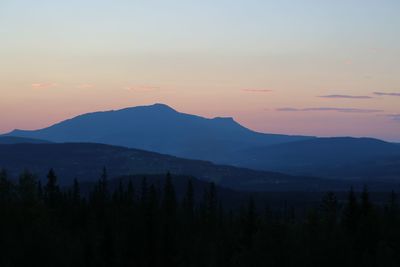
left=0, top=136, right=51, bottom=144
left=4, top=104, right=399, bottom=181
left=4, top=103, right=312, bottom=162
left=0, top=142, right=380, bottom=192
left=230, top=137, right=400, bottom=178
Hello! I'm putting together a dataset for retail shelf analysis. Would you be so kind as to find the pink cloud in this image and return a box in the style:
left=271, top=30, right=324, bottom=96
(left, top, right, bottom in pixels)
left=31, top=83, right=58, bottom=89
left=277, top=107, right=383, bottom=113
left=374, top=92, right=400, bottom=97
left=124, top=85, right=160, bottom=92
left=319, top=94, right=372, bottom=99
left=385, top=114, right=400, bottom=122
left=242, top=89, right=272, bottom=93
left=77, top=84, right=94, bottom=89
left=344, top=60, right=353, bottom=65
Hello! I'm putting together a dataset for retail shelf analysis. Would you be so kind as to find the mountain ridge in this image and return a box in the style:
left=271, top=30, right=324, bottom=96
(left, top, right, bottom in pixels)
left=5, top=103, right=313, bottom=162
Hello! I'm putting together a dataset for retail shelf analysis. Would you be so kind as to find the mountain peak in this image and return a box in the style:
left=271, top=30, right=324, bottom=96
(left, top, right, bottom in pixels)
left=213, top=116, right=235, bottom=121
left=211, top=116, right=239, bottom=126
left=148, top=103, right=176, bottom=111
left=121, top=103, right=177, bottom=113
left=2, top=103, right=313, bottom=164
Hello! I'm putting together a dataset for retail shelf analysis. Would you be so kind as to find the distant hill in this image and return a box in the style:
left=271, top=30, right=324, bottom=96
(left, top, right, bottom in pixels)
left=4, top=103, right=312, bottom=162
left=0, top=136, right=51, bottom=144
left=230, top=137, right=400, bottom=178
left=0, top=142, right=369, bottom=192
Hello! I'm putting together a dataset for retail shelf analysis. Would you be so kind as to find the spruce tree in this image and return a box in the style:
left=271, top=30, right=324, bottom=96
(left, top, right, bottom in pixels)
left=18, top=169, right=38, bottom=206
left=44, top=168, right=60, bottom=208
left=163, top=172, right=177, bottom=218
left=100, top=166, right=109, bottom=201
left=321, top=191, right=338, bottom=229
left=183, top=178, right=195, bottom=222
left=242, top=197, right=257, bottom=248
left=342, top=186, right=359, bottom=234
left=360, top=185, right=372, bottom=217
left=0, top=169, right=12, bottom=203
left=126, top=179, right=135, bottom=206
left=72, top=178, right=81, bottom=204
left=162, top=172, right=177, bottom=267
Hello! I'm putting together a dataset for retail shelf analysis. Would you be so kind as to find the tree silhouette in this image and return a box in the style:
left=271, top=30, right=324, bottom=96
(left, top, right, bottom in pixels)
left=321, top=191, right=338, bottom=229
left=72, top=178, right=81, bottom=204
left=18, top=169, right=38, bottom=206
left=2, top=169, right=400, bottom=266
left=161, top=172, right=177, bottom=266
left=44, top=168, right=60, bottom=209
left=342, top=186, right=359, bottom=234
left=0, top=169, right=12, bottom=203
left=183, top=178, right=195, bottom=223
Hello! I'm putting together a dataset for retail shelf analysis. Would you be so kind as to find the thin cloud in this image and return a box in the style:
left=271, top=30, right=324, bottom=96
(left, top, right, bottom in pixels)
left=77, top=84, right=94, bottom=89
left=242, top=89, right=272, bottom=93
left=344, top=60, right=353, bottom=65
left=374, top=92, right=400, bottom=97
left=385, top=114, right=400, bottom=122
left=319, top=94, right=372, bottom=99
left=276, top=107, right=383, bottom=113
left=277, top=108, right=301, bottom=112
left=124, top=85, right=159, bottom=92
left=31, top=83, right=58, bottom=89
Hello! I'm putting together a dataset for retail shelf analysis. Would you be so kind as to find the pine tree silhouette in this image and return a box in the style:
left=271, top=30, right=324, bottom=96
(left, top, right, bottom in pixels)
left=321, top=191, right=338, bottom=229
left=342, top=186, right=359, bottom=234
left=44, top=168, right=60, bottom=208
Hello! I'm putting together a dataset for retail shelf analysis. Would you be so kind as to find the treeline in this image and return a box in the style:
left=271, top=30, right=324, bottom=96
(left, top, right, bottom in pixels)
left=0, top=168, right=400, bottom=267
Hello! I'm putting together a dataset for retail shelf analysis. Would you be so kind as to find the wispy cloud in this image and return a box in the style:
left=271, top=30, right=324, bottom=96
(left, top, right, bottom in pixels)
left=31, top=83, right=58, bottom=89
left=124, top=85, right=159, bottom=92
left=242, top=89, right=272, bottom=93
left=373, top=92, right=400, bottom=97
left=276, top=107, right=383, bottom=113
left=319, top=94, right=372, bottom=99
left=344, top=59, right=353, bottom=65
left=385, top=114, right=400, bottom=122
left=77, top=84, right=94, bottom=89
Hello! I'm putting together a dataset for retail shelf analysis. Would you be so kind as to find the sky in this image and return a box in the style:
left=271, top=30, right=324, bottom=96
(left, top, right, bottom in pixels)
left=0, top=0, right=399, bottom=141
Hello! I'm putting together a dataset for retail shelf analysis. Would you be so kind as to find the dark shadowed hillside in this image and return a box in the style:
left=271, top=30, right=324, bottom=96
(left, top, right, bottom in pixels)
left=230, top=137, right=400, bottom=178
left=0, top=142, right=385, bottom=192
left=0, top=136, right=51, bottom=144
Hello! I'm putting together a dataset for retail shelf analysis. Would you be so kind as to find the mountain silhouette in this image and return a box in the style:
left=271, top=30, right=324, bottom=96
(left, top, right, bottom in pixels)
left=4, top=104, right=400, bottom=181
left=5, top=103, right=311, bottom=162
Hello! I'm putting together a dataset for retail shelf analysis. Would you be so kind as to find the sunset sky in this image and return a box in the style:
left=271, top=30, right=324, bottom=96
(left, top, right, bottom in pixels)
left=1, top=0, right=399, bottom=141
